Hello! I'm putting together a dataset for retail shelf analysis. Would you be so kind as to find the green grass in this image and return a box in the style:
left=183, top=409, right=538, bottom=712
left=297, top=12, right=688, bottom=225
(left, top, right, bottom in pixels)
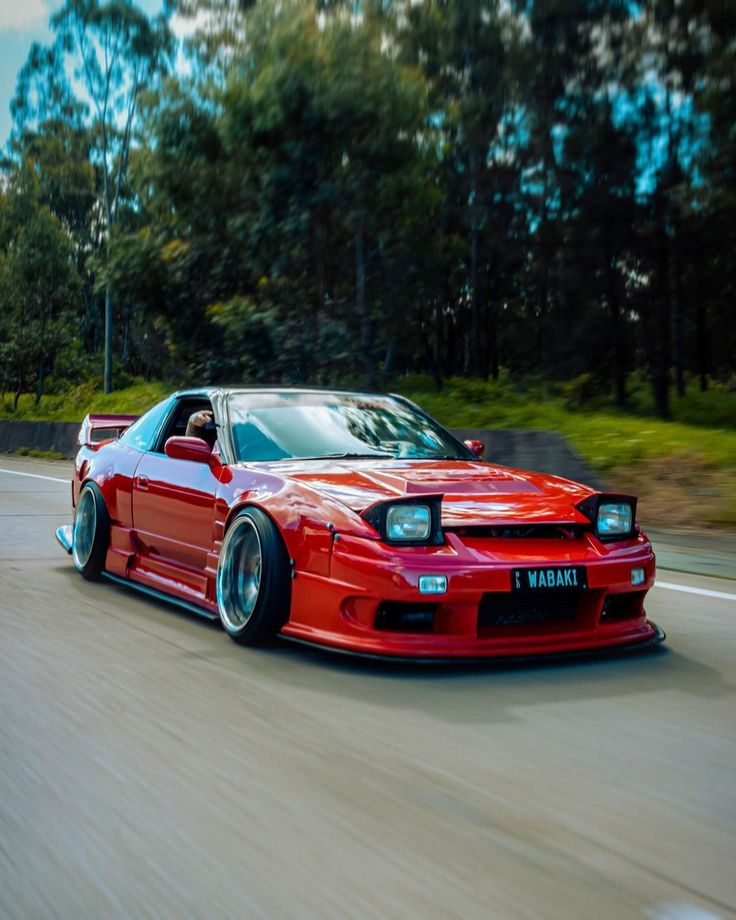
left=14, top=446, right=69, bottom=461
left=396, top=376, right=736, bottom=473
left=624, top=376, right=736, bottom=429
left=0, top=381, right=171, bottom=423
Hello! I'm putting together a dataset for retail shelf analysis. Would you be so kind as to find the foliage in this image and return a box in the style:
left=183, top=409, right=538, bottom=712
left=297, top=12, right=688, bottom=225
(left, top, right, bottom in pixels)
left=0, top=380, right=170, bottom=421
left=14, top=447, right=69, bottom=460
left=9, top=0, right=173, bottom=393
left=400, top=376, right=736, bottom=472
left=0, top=0, right=734, bottom=422
left=0, top=170, right=80, bottom=405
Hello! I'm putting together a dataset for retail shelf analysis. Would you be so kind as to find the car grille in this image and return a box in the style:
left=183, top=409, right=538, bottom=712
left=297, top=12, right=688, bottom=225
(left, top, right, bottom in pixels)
left=450, top=524, right=587, bottom=540
left=478, top=590, right=581, bottom=627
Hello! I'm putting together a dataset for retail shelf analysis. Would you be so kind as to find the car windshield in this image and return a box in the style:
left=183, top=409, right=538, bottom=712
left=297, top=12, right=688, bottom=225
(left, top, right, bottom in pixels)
left=228, top=392, right=472, bottom=463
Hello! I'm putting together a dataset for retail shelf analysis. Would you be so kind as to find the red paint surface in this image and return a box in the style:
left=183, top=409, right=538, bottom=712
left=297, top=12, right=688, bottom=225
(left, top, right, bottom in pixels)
left=69, top=409, right=660, bottom=659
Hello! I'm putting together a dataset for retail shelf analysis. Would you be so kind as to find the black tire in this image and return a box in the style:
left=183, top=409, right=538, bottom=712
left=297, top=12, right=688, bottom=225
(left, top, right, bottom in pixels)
left=216, top=507, right=291, bottom=645
left=72, top=483, right=110, bottom=581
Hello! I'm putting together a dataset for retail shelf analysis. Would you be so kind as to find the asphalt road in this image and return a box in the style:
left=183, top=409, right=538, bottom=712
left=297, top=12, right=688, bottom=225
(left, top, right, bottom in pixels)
left=1, top=457, right=734, bottom=920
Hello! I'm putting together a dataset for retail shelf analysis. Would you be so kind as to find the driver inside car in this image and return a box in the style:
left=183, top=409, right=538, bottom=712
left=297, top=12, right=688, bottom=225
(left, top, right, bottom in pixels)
left=186, top=410, right=217, bottom=448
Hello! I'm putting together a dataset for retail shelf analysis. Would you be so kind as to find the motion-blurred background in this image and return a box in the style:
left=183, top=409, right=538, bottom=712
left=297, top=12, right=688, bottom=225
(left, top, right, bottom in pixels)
left=0, top=0, right=735, bottom=526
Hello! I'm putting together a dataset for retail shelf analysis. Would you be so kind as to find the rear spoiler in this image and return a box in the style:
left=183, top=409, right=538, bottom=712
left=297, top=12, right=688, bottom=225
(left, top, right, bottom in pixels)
left=78, top=413, right=139, bottom=447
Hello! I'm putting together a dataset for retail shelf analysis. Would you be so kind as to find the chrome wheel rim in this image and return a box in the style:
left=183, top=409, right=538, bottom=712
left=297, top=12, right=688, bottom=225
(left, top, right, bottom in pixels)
left=217, top=516, right=262, bottom=632
left=72, top=488, right=96, bottom=571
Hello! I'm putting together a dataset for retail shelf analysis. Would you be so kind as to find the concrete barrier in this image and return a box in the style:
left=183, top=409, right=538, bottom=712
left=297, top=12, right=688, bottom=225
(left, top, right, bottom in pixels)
left=0, top=420, right=80, bottom=457
left=451, top=427, right=602, bottom=488
left=0, top=419, right=601, bottom=487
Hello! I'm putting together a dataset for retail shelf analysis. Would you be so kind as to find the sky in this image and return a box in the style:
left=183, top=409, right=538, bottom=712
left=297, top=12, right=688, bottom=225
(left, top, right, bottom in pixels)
left=0, top=0, right=165, bottom=149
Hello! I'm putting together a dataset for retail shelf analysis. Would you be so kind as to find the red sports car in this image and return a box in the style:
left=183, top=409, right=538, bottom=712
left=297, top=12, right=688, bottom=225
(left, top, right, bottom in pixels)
left=56, top=387, right=664, bottom=660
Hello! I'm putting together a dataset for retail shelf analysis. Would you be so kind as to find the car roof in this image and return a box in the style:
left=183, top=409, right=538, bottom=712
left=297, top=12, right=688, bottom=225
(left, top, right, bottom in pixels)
left=173, top=386, right=400, bottom=400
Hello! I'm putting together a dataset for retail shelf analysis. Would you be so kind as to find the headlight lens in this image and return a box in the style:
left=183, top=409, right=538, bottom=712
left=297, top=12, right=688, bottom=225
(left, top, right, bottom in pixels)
left=385, top=504, right=431, bottom=541
left=597, top=502, right=633, bottom=537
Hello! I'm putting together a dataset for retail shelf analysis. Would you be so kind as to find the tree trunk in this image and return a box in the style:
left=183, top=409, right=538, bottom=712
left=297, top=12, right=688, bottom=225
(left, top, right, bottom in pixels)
left=652, top=369, right=670, bottom=419
left=417, top=325, right=442, bottom=390
left=104, top=281, right=113, bottom=394
left=487, top=265, right=499, bottom=381
left=355, top=215, right=374, bottom=389
left=382, top=341, right=395, bottom=381
left=537, top=279, right=547, bottom=370
left=606, top=253, right=627, bottom=407
left=437, top=303, right=447, bottom=385
left=489, top=300, right=499, bottom=381
left=445, top=307, right=455, bottom=378
left=652, top=194, right=672, bottom=420
left=695, top=261, right=709, bottom=392
left=536, top=153, right=553, bottom=372
left=672, top=233, right=685, bottom=398
left=35, top=361, right=45, bottom=406
left=121, top=314, right=129, bottom=368
left=469, top=166, right=480, bottom=377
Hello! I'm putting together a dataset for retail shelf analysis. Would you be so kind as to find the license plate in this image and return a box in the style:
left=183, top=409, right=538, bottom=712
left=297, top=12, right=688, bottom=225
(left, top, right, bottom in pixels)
left=511, top=566, right=587, bottom=592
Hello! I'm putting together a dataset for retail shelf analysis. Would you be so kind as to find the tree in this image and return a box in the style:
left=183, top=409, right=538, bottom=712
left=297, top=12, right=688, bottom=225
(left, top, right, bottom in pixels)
left=0, top=171, right=81, bottom=406
left=13, top=0, right=172, bottom=392
left=3, top=0, right=730, bottom=400
left=398, top=0, right=525, bottom=380
left=695, top=0, right=736, bottom=386
left=109, top=0, right=434, bottom=387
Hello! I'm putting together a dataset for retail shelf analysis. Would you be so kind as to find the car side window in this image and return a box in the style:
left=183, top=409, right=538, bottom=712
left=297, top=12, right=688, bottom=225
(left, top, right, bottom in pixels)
left=119, top=399, right=171, bottom=452
left=150, top=398, right=216, bottom=453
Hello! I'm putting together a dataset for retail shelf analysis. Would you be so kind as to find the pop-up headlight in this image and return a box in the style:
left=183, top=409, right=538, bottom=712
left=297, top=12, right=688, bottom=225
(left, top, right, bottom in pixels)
left=577, top=494, right=637, bottom=542
left=362, top=495, right=444, bottom=546
left=597, top=502, right=633, bottom=537
left=386, top=504, right=431, bottom=541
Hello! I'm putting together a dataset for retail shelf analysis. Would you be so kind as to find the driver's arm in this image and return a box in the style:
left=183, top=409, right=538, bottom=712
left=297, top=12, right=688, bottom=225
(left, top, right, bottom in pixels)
left=186, top=410, right=213, bottom=439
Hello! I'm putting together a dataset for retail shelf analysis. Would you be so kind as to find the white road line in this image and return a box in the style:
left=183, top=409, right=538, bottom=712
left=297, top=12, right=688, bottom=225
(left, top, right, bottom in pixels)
left=656, top=581, right=736, bottom=602
left=0, top=467, right=69, bottom=484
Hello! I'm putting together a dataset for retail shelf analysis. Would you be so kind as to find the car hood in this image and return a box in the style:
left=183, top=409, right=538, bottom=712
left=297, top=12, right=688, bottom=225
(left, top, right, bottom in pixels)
left=244, top=458, right=595, bottom=526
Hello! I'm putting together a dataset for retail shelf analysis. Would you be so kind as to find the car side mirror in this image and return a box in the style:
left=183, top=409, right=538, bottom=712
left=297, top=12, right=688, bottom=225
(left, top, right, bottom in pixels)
left=165, top=436, right=213, bottom=464
left=464, top=439, right=485, bottom=459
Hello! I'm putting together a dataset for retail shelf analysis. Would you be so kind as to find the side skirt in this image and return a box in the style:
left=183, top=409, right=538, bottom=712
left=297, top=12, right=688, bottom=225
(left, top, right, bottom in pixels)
left=102, top=572, right=220, bottom=622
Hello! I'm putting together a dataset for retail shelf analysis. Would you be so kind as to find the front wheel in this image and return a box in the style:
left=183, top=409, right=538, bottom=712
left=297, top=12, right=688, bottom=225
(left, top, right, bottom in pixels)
left=216, top=507, right=291, bottom=645
left=72, top=483, right=109, bottom=580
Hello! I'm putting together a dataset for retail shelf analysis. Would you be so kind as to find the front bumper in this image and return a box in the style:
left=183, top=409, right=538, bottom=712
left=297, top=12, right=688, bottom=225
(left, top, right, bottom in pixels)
left=281, top=529, right=664, bottom=659
left=281, top=623, right=666, bottom=663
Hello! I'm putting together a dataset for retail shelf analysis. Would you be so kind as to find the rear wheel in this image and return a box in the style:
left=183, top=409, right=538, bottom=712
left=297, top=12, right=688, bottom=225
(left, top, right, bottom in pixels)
left=216, top=507, right=291, bottom=645
left=72, top=483, right=109, bottom=580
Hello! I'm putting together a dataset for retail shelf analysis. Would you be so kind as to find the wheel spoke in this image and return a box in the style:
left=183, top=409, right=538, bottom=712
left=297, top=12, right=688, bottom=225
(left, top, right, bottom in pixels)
left=72, top=489, right=96, bottom=570
left=217, top=516, right=263, bottom=632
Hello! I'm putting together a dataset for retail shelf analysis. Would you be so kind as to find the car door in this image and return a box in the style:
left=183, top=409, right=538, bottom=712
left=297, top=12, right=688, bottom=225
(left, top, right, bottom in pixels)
left=131, top=397, right=221, bottom=587
left=88, top=397, right=175, bottom=578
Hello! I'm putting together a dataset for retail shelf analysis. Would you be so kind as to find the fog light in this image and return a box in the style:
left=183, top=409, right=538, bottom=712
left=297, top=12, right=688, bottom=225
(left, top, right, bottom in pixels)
left=631, top=567, right=645, bottom=586
left=418, top=574, right=447, bottom=595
